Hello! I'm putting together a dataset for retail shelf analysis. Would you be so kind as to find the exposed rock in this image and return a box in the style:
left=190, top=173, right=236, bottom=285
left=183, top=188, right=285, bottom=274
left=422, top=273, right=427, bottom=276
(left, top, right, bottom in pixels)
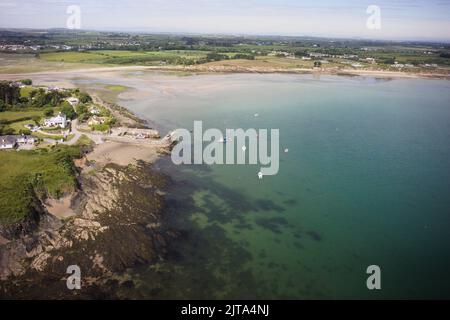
left=0, top=161, right=176, bottom=299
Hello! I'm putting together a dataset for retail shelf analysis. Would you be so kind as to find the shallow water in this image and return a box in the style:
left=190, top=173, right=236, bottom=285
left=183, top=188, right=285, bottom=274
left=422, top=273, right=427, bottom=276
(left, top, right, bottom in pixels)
left=87, top=73, right=450, bottom=298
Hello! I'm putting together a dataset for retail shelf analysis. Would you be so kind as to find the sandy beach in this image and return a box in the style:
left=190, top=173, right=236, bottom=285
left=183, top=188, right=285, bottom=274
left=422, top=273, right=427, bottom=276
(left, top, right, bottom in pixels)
left=86, top=140, right=165, bottom=167
left=1, top=64, right=449, bottom=81
left=45, top=196, right=77, bottom=219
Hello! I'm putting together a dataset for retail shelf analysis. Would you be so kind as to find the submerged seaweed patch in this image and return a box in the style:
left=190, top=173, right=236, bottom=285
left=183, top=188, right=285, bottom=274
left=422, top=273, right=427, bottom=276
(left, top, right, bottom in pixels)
left=255, top=217, right=289, bottom=234
left=306, top=230, right=322, bottom=242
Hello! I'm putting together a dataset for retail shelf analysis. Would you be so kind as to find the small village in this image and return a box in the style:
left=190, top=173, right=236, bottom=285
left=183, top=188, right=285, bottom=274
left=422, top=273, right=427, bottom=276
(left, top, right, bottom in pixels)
left=0, top=80, right=164, bottom=151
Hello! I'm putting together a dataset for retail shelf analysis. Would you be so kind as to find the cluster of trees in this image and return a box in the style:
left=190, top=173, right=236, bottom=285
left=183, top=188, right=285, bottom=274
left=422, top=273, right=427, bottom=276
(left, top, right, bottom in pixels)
left=75, top=103, right=90, bottom=121
left=0, top=80, right=34, bottom=110
left=39, top=91, right=93, bottom=121
left=0, top=82, right=96, bottom=135
left=28, top=89, right=66, bottom=109
left=233, top=53, right=255, bottom=60
left=0, top=82, right=92, bottom=116
left=194, top=52, right=255, bottom=64
left=0, top=125, right=33, bottom=136
left=0, top=80, right=103, bottom=137
left=0, top=81, right=21, bottom=108
left=380, top=57, right=396, bottom=65
left=0, top=125, right=15, bottom=135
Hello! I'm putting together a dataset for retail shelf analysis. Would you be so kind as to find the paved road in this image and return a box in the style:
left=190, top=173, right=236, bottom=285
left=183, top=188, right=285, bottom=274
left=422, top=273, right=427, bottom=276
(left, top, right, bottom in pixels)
left=38, top=119, right=172, bottom=147
left=64, top=119, right=83, bottom=145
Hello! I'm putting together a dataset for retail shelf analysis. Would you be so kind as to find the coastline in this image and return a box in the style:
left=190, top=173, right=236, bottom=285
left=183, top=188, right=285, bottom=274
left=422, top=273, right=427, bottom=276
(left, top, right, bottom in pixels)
left=0, top=93, right=176, bottom=299
left=2, top=69, right=450, bottom=299
left=0, top=64, right=449, bottom=80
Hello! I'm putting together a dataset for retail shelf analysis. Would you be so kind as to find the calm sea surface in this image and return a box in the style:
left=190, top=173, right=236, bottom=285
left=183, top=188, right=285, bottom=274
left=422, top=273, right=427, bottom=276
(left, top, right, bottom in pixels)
left=91, top=73, right=450, bottom=299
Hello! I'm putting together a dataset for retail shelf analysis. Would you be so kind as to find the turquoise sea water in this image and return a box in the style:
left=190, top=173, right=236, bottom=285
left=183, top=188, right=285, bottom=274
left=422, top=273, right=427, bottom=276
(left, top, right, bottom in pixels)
left=114, top=73, right=450, bottom=299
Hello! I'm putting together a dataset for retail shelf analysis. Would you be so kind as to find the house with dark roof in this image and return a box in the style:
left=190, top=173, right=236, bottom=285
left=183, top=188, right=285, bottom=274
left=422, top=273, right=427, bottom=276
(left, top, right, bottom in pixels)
left=0, top=136, right=18, bottom=149
left=0, top=135, right=36, bottom=150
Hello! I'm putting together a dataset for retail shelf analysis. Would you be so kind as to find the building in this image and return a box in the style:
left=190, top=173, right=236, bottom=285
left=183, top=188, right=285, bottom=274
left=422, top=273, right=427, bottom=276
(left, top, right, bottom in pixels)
left=47, top=85, right=60, bottom=92
left=87, top=116, right=106, bottom=126
left=0, top=135, right=36, bottom=150
left=16, top=135, right=36, bottom=145
left=25, top=124, right=41, bottom=132
left=90, top=107, right=101, bottom=115
left=309, top=52, right=329, bottom=58
left=66, top=97, right=79, bottom=107
left=44, top=113, right=67, bottom=129
left=0, top=136, right=18, bottom=149
left=268, top=51, right=295, bottom=58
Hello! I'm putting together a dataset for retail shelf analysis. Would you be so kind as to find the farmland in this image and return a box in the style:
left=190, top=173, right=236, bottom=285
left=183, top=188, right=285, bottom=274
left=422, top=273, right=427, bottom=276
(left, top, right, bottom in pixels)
left=0, top=29, right=449, bottom=75
left=39, top=50, right=209, bottom=65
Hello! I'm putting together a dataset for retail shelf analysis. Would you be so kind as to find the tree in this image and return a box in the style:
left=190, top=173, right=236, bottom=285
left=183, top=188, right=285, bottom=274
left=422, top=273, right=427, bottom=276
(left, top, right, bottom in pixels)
left=76, top=104, right=89, bottom=121
left=233, top=54, right=255, bottom=60
left=44, top=108, right=54, bottom=117
left=0, top=81, right=20, bottom=105
left=19, top=129, right=32, bottom=136
left=29, top=89, right=66, bottom=108
left=31, top=116, right=41, bottom=125
left=206, top=52, right=229, bottom=62
left=78, top=92, right=92, bottom=104
left=20, top=79, right=32, bottom=85
left=60, top=101, right=76, bottom=119
left=294, top=50, right=309, bottom=57
left=3, top=127, right=15, bottom=135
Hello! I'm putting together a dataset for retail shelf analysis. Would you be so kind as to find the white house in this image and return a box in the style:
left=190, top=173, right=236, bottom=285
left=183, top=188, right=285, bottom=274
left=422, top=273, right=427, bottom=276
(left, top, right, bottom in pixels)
left=16, top=135, right=36, bottom=145
left=309, top=52, right=329, bottom=58
left=90, top=107, right=101, bottom=115
left=47, top=85, right=60, bottom=92
left=87, top=116, right=106, bottom=126
left=44, top=112, right=67, bottom=129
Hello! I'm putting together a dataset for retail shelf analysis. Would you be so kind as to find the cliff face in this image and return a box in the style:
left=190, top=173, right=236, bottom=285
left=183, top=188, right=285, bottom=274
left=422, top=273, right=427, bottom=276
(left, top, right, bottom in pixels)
left=0, top=192, right=54, bottom=241
left=0, top=161, right=176, bottom=299
left=0, top=188, right=63, bottom=281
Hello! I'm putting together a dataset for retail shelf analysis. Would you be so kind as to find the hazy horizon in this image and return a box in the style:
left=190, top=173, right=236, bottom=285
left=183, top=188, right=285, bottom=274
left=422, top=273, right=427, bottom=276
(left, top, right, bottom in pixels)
left=1, top=0, right=450, bottom=42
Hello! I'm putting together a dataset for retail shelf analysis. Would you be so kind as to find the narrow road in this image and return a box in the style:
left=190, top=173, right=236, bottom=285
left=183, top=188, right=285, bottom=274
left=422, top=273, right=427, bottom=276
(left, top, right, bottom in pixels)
left=64, top=119, right=82, bottom=145
left=39, top=119, right=173, bottom=147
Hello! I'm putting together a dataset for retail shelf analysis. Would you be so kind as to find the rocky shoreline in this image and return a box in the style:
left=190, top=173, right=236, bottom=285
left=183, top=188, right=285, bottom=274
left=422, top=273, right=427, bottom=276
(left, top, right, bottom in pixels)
left=0, top=98, right=177, bottom=299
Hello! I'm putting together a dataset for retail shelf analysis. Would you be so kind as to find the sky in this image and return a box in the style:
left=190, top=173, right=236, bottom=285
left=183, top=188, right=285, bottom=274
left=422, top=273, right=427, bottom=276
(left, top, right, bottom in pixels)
left=1, top=0, right=450, bottom=41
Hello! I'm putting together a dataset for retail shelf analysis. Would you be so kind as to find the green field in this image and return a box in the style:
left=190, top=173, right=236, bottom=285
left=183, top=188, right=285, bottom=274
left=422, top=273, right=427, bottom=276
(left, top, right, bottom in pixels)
left=0, top=146, right=82, bottom=224
left=39, top=50, right=209, bottom=65
left=20, top=86, right=35, bottom=98
left=0, top=53, right=109, bottom=74
left=0, top=110, right=44, bottom=123
left=76, top=134, right=93, bottom=147
left=105, top=85, right=128, bottom=92
left=7, top=119, right=34, bottom=132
